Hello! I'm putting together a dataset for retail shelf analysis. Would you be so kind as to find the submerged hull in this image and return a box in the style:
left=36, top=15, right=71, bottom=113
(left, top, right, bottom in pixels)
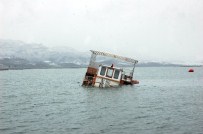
left=94, top=76, right=120, bottom=88
left=83, top=75, right=139, bottom=88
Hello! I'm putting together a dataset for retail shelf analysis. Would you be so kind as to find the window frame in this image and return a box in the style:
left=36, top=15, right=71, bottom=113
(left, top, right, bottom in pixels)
left=113, top=69, right=120, bottom=79
left=100, top=66, right=107, bottom=76
left=106, top=68, right=114, bottom=78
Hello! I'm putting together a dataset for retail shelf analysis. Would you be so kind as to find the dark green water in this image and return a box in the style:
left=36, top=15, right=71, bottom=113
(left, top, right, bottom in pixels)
left=0, top=67, right=203, bottom=134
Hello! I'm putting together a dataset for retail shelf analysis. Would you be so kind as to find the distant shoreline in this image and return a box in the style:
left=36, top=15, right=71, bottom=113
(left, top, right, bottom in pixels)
left=179, top=65, right=202, bottom=67
left=1, top=65, right=202, bottom=71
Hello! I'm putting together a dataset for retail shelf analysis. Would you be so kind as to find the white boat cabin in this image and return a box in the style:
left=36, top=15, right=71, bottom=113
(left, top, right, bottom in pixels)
left=94, top=65, right=122, bottom=87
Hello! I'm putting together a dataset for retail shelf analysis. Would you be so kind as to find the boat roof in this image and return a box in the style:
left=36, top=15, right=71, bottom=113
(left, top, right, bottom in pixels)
left=90, top=50, right=138, bottom=64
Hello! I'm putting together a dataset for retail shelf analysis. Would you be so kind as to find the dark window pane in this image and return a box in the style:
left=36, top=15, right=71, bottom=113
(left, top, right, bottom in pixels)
left=114, top=69, right=120, bottom=79
left=100, top=66, right=106, bottom=76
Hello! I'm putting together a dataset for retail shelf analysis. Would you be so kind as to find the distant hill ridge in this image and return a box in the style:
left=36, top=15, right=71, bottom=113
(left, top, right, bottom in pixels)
left=0, top=40, right=201, bottom=69
left=0, top=40, right=90, bottom=69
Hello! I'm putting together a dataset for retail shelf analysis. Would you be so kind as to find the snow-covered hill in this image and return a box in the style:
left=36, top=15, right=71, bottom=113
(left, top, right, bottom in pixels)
left=1, top=39, right=198, bottom=69
left=0, top=40, right=90, bottom=65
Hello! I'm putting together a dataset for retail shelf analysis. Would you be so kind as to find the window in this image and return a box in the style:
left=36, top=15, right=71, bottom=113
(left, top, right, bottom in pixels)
left=106, top=68, right=113, bottom=78
left=100, top=66, right=106, bottom=76
left=114, top=69, right=120, bottom=79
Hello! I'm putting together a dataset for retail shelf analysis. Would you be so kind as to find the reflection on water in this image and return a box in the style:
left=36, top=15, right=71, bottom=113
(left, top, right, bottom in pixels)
left=0, top=67, right=203, bottom=134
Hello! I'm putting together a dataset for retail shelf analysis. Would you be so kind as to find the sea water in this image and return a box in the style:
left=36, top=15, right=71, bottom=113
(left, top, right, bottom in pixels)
left=0, top=67, right=203, bottom=134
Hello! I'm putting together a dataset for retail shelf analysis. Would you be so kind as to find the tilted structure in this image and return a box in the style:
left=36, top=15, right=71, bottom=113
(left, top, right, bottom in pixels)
left=82, top=50, right=139, bottom=88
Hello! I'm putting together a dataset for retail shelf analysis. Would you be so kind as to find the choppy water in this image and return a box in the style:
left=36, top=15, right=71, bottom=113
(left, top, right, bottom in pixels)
left=0, top=67, right=203, bottom=134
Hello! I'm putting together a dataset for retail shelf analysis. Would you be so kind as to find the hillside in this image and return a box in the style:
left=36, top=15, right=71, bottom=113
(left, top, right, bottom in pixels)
left=0, top=40, right=194, bottom=69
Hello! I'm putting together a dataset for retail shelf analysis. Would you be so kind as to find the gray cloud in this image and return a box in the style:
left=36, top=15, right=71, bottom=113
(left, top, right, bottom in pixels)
left=0, top=0, right=203, bottom=64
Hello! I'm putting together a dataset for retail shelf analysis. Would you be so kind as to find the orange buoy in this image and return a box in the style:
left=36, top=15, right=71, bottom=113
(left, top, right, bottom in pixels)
left=188, top=69, right=194, bottom=72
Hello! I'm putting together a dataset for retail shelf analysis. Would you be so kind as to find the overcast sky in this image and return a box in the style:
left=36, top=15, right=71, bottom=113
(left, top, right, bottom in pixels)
left=0, top=0, right=203, bottom=64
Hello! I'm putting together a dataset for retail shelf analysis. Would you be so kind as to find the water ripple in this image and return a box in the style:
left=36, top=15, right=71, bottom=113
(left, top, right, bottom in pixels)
left=0, top=68, right=203, bottom=134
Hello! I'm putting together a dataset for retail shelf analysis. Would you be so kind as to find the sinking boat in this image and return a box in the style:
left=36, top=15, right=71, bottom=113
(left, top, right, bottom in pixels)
left=82, top=50, right=139, bottom=88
